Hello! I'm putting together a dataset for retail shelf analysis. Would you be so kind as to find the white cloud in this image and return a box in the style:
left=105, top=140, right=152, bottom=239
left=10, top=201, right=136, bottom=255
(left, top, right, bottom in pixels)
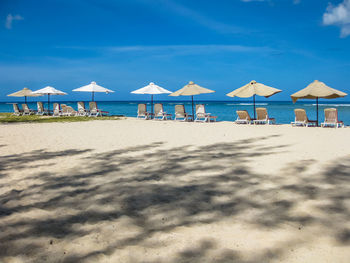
left=5, top=14, right=23, bottom=29
left=323, top=0, right=350, bottom=37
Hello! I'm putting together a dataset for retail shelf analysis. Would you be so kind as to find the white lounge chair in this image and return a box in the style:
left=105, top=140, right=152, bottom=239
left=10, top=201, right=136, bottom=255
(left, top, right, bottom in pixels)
left=22, top=104, right=35, bottom=115
left=36, top=102, right=48, bottom=115
left=154, top=103, right=172, bottom=120
left=321, top=108, right=344, bottom=128
left=12, top=104, right=22, bottom=116
left=195, top=104, right=217, bottom=122
left=77, top=101, right=89, bottom=116
left=89, top=102, right=108, bottom=117
left=53, top=103, right=63, bottom=117
left=253, top=107, right=276, bottom=125
left=291, top=109, right=317, bottom=127
left=174, top=105, right=193, bottom=121
left=235, top=110, right=252, bottom=124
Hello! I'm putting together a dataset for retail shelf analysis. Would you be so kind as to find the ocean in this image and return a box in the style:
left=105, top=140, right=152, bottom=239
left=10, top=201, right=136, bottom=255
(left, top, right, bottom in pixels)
left=1, top=101, right=350, bottom=124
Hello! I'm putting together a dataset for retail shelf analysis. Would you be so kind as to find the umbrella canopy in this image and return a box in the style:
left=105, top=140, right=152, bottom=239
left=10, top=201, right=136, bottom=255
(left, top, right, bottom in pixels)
left=73, top=81, right=114, bottom=101
left=32, top=86, right=67, bottom=114
left=226, top=80, right=281, bottom=119
left=169, top=81, right=215, bottom=119
left=291, top=80, right=347, bottom=103
left=291, top=80, right=347, bottom=126
left=7, top=87, right=42, bottom=103
left=131, top=82, right=172, bottom=117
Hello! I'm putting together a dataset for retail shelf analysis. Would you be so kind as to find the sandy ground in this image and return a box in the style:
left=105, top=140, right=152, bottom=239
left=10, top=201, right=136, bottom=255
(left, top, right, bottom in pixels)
left=0, top=118, right=350, bottom=263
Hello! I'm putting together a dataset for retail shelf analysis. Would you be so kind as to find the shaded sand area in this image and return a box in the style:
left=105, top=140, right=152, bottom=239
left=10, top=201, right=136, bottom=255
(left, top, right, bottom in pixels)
left=1, top=119, right=350, bottom=262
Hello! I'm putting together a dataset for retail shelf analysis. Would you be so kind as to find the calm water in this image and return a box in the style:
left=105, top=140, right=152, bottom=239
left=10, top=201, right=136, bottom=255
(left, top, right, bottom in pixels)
left=1, top=101, right=350, bottom=124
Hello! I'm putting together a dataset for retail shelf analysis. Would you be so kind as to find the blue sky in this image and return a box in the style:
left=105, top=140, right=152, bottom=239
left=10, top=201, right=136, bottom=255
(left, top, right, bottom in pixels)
left=1, top=0, right=350, bottom=101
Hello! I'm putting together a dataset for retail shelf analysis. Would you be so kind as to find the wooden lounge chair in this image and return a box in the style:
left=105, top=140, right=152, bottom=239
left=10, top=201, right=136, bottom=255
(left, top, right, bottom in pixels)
left=22, top=104, right=35, bottom=115
left=77, top=101, right=89, bottom=116
left=154, top=103, right=172, bottom=120
left=321, top=108, right=344, bottom=128
left=174, top=105, right=193, bottom=121
left=12, top=103, right=22, bottom=116
left=253, top=107, right=276, bottom=125
left=89, top=102, right=108, bottom=117
left=235, top=110, right=252, bottom=124
left=53, top=103, right=62, bottom=117
left=137, top=104, right=152, bottom=119
left=195, top=104, right=217, bottom=122
left=36, top=102, right=48, bottom=115
left=291, top=109, right=317, bottom=127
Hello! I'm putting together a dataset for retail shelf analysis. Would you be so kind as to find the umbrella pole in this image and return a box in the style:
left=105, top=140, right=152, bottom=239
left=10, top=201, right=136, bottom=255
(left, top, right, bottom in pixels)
left=25, top=96, right=27, bottom=104
left=191, top=95, right=194, bottom=122
left=151, top=94, right=153, bottom=119
left=316, top=97, right=318, bottom=127
left=92, top=92, right=94, bottom=102
left=253, top=95, right=256, bottom=119
left=48, top=94, right=50, bottom=115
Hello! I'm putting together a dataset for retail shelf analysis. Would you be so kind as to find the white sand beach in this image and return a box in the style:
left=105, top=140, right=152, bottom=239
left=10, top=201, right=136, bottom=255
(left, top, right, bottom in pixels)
left=1, top=119, right=350, bottom=263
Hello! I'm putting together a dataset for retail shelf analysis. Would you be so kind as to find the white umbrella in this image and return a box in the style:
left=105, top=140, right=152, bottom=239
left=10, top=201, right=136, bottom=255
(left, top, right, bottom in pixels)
left=32, top=86, right=67, bottom=114
left=7, top=87, right=42, bottom=103
left=73, top=81, right=114, bottom=101
left=131, top=82, right=172, bottom=116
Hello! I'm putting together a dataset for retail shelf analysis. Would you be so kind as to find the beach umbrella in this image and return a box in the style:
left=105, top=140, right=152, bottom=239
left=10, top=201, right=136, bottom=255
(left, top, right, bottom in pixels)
left=169, top=81, right=215, bottom=119
left=291, top=80, right=347, bottom=126
left=131, top=82, right=172, bottom=117
left=72, top=81, right=114, bottom=101
left=226, top=80, right=281, bottom=119
left=32, top=86, right=67, bottom=114
left=7, top=87, right=42, bottom=103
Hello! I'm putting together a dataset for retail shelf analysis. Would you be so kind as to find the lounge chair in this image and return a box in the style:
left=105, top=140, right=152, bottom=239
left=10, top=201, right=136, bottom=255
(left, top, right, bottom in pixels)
left=36, top=102, right=48, bottom=115
left=89, top=102, right=108, bottom=117
left=235, top=110, right=252, bottom=124
left=253, top=107, right=276, bottom=125
left=61, top=105, right=77, bottom=116
left=154, top=103, right=172, bottom=120
left=321, top=108, right=344, bottom=128
left=291, top=109, right=317, bottom=127
left=174, top=105, right=193, bottom=121
left=22, top=104, right=35, bottom=115
left=195, top=104, right=217, bottom=122
left=52, top=103, right=62, bottom=117
left=137, top=104, right=152, bottom=119
left=77, top=101, right=89, bottom=116
left=12, top=103, right=22, bottom=116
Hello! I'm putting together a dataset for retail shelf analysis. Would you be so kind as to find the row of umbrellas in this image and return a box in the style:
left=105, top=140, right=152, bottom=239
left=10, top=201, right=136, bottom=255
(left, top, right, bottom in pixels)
left=7, top=80, right=347, bottom=125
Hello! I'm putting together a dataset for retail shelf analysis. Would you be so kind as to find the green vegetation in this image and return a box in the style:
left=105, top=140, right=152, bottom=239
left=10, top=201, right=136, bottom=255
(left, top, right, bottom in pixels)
left=0, top=113, right=122, bottom=123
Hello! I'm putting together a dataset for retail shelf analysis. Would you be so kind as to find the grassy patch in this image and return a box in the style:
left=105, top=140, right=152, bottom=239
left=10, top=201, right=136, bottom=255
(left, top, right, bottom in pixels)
left=0, top=113, right=122, bottom=123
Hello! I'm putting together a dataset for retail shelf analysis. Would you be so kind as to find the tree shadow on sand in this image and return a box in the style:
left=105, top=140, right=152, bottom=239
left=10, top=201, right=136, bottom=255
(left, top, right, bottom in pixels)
left=0, top=135, right=349, bottom=262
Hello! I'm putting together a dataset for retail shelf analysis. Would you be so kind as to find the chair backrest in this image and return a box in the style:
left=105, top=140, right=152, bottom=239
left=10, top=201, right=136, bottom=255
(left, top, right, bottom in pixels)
left=324, top=108, right=338, bottom=123
left=89, top=102, right=97, bottom=112
left=66, top=106, right=76, bottom=113
left=77, top=101, right=85, bottom=112
left=37, top=102, right=44, bottom=112
left=196, top=104, right=206, bottom=117
left=22, top=104, right=30, bottom=113
left=13, top=104, right=20, bottom=113
left=294, top=109, right=307, bottom=122
left=236, top=110, right=251, bottom=121
left=138, top=104, right=147, bottom=115
left=53, top=103, right=60, bottom=111
left=256, top=107, right=268, bottom=121
left=175, top=105, right=185, bottom=117
left=154, top=103, right=164, bottom=116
